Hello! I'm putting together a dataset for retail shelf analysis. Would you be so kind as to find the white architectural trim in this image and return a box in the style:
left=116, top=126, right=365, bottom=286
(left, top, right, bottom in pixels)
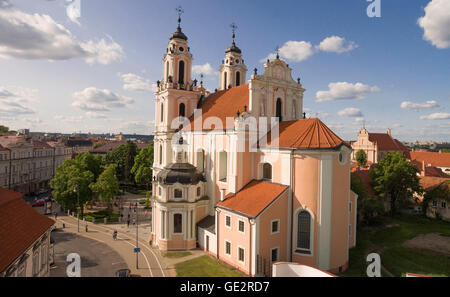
left=317, top=155, right=333, bottom=270
left=237, top=245, right=245, bottom=265
left=292, top=207, right=315, bottom=257
left=270, top=219, right=280, bottom=235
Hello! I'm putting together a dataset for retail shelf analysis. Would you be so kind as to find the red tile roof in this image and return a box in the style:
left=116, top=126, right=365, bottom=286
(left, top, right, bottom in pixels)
left=0, top=187, right=54, bottom=273
left=266, top=118, right=350, bottom=150
left=184, top=84, right=249, bottom=131
left=216, top=180, right=288, bottom=217
left=419, top=177, right=450, bottom=190
left=368, top=133, right=409, bottom=152
left=408, top=151, right=450, bottom=168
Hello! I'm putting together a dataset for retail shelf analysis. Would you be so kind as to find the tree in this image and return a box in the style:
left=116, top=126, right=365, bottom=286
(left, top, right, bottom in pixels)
left=75, top=152, right=102, bottom=180
left=124, top=141, right=138, bottom=183
left=369, top=152, right=422, bottom=215
left=0, top=125, right=9, bottom=134
left=351, top=173, right=384, bottom=224
left=103, top=141, right=138, bottom=183
left=90, top=164, right=120, bottom=212
left=355, top=150, right=368, bottom=167
left=50, top=159, right=94, bottom=215
left=131, top=143, right=154, bottom=189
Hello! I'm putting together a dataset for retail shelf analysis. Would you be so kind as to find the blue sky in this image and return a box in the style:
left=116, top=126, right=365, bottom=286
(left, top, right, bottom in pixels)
left=0, top=0, right=449, bottom=141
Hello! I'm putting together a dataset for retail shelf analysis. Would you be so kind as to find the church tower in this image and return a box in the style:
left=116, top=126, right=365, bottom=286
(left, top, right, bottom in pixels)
left=219, top=23, right=247, bottom=90
left=153, top=7, right=201, bottom=179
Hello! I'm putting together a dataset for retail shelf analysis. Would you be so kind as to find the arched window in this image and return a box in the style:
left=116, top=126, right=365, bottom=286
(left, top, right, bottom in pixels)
left=263, top=163, right=272, bottom=181
left=223, top=72, right=227, bottom=89
left=166, top=61, right=170, bottom=80
left=196, top=149, right=205, bottom=172
left=159, top=144, right=163, bottom=164
left=160, top=102, right=164, bottom=122
left=174, top=189, right=182, bottom=199
left=219, top=151, right=227, bottom=181
left=236, top=71, right=241, bottom=87
left=179, top=103, right=185, bottom=117
left=174, top=214, right=182, bottom=233
left=297, top=211, right=311, bottom=251
left=276, top=98, right=283, bottom=121
left=178, top=60, right=185, bottom=84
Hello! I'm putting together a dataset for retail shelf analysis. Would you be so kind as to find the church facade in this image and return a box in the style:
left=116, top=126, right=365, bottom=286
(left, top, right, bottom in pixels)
left=150, top=15, right=358, bottom=276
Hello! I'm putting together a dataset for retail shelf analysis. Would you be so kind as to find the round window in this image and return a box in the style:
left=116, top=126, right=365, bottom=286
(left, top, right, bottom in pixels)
left=235, top=59, right=239, bottom=64
left=179, top=47, right=184, bottom=52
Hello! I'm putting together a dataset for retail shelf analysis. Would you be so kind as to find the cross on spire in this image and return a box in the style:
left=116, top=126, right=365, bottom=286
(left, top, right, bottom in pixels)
left=275, top=45, right=280, bottom=59
left=230, top=22, right=238, bottom=42
left=175, top=5, right=184, bottom=26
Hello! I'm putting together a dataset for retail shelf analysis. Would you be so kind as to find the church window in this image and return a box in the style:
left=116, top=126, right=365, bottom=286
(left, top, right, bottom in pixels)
left=236, top=71, right=241, bottom=87
left=178, top=60, right=185, bottom=84
left=174, top=214, right=182, bottom=233
left=196, top=187, right=201, bottom=197
left=179, top=47, right=184, bottom=52
left=166, top=61, right=170, bottom=80
left=297, top=211, right=311, bottom=252
left=159, top=144, right=163, bottom=164
left=276, top=98, right=283, bottom=121
left=174, top=189, right=182, bottom=199
left=179, top=103, right=185, bottom=117
left=263, top=163, right=272, bottom=181
left=196, top=149, right=205, bottom=172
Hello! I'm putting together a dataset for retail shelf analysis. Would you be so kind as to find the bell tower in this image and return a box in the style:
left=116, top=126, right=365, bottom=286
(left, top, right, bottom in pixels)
left=219, top=23, right=247, bottom=90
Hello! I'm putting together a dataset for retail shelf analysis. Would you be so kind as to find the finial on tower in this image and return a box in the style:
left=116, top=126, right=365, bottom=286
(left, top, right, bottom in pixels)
left=176, top=5, right=184, bottom=27
left=275, top=45, right=280, bottom=59
left=230, top=22, right=238, bottom=42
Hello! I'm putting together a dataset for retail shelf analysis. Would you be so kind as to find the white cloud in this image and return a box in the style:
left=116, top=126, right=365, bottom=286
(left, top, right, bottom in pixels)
left=420, top=112, right=450, bottom=120
left=316, top=36, right=358, bottom=53
left=338, top=107, right=363, bottom=117
left=0, top=2, right=124, bottom=64
left=119, top=73, right=156, bottom=92
left=54, top=115, right=84, bottom=123
left=0, top=86, right=36, bottom=116
left=85, top=111, right=107, bottom=119
left=72, top=87, right=133, bottom=111
left=418, top=0, right=450, bottom=49
left=192, top=63, right=218, bottom=77
left=400, top=100, right=440, bottom=111
left=261, top=41, right=315, bottom=63
left=66, top=0, right=81, bottom=25
left=316, top=82, right=380, bottom=102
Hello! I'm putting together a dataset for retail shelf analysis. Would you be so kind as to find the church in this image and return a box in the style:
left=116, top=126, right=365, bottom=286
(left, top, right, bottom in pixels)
left=150, top=12, right=358, bottom=276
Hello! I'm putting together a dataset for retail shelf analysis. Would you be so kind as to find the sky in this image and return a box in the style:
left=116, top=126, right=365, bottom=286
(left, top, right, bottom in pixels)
left=0, top=0, right=449, bottom=141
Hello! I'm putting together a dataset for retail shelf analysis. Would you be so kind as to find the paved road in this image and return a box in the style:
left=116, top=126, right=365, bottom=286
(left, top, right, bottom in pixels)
left=56, top=214, right=167, bottom=277
left=50, top=229, right=128, bottom=277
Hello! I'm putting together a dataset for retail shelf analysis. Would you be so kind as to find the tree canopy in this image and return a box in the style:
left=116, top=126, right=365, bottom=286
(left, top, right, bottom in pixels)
left=131, top=142, right=154, bottom=189
left=355, top=150, right=368, bottom=167
left=369, top=152, right=422, bottom=215
left=351, top=173, right=384, bottom=224
left=90, top=164, right=120, bottom=210
left=103, top=141, right=138, bottom=183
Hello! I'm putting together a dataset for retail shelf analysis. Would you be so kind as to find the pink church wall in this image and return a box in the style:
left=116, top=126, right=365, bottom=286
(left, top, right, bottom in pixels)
left=330, top=155, right=350, bottom=272
left=349, top=191, right=357, bottom=248
left=291, top=155, right=319, bottom=266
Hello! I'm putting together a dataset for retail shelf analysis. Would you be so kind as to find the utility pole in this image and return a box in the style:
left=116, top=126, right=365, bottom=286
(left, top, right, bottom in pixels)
left=136, top=203, right=139, bottom=269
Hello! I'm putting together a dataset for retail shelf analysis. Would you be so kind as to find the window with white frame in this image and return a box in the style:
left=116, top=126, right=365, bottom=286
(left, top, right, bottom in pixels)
left=225, top=215, right=231, bottom=228
left=271, top=247, right=279, bottom=263
left=173, top=214, right=182, bottom=233
left=296, top=210, right=312, bottom=253
left=238, top=220, right=245, bottom=233
left=174, top=189, right=182, bottom=199
left=219, top=151, right=227, bottom=181
left=271, top=219, right=280, bottom=234
left=238, top=247, right=245, bottom=263
left=225, top=241, right=231, bottom=256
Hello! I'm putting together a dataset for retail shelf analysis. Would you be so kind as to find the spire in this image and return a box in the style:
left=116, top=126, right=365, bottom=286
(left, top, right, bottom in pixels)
left=225, top=22, right=241, bottom=54
left=170, top=6, right=187, bottom=41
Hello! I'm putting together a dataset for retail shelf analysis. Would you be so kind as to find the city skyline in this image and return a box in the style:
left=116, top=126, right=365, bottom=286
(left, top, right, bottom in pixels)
left=0, top=0, right=449, bottom=141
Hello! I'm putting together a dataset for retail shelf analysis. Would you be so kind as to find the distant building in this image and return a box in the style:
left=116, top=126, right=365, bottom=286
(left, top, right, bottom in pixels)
left=417, top=177, right=450, bottom=221
left=351, top=127, right=410, bottom=164
left=0, top=187, right=54, bottom=277
left=407, top=151, right=450, bottom=176
left=17, top=129, right=30, bottom=135
left=90, top=140, right=151, bottom=157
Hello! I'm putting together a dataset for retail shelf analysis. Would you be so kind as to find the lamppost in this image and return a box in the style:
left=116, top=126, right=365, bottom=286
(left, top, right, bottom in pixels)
left=73, top=185, right=80, bottom=232
left=136, top=203, right=139, bottom=269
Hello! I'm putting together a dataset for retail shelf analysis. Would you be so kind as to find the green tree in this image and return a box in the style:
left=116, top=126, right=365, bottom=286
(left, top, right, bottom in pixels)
left=351, top=173, right=384, bottom=224
left=124, top=141, right=138, bottom=183
left=90, top=164, right=120, bottom=212
left=0, top=125, right=9, bottom=134
left=103, top=141, right=138, bottom=183
left=76, top=152, right=102, bottom=180
left=131, top=143, right=154, bottom=189
left=50, top=159, right=94, bottom=215
left=369, top=152, right=422, bottom=215
left=355, top=150, right=368, bottom=167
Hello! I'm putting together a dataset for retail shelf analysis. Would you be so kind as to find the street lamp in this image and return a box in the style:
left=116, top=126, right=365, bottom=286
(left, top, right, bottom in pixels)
left=73, top=185, right=80, bottom=232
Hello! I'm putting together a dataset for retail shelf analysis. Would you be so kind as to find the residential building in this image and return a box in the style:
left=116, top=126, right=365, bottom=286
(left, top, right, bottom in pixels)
left=418, top=177, right=450, bottom=221
left=408, top=151, right=450, bottom=176
left=150, top=17, right=358, bottom=276
left=0, top=187, right=54, bottom=277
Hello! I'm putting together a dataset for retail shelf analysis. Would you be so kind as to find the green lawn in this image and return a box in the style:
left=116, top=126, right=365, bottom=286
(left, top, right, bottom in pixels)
left=175, top=255, right=245, bottom=277
left=340, top=214, right=450, bottom=277
left=164, top=251, right=192, bottom=258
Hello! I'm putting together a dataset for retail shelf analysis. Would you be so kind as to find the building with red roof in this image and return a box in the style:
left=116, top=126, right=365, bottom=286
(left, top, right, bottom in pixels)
left=0, top=187, right=54, bottom=277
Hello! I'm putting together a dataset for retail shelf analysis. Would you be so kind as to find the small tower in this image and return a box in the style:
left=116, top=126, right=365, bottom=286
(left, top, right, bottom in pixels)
left=219, top=23, right=247, bottom=90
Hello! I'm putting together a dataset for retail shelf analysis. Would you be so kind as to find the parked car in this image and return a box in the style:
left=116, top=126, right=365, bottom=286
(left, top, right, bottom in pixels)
left=115, top=269, right=131, bottom=277
left=32, top=199, right=45, bottom=207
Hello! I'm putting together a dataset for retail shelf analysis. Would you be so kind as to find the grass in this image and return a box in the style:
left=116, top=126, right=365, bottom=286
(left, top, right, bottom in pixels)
left=163, top=251, right=192, bottom=258
left=175, top=255, right=245, bottom=277
left=83, top=210, right=120, bottom=223
left=340, top=214, right=450, bottom=277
